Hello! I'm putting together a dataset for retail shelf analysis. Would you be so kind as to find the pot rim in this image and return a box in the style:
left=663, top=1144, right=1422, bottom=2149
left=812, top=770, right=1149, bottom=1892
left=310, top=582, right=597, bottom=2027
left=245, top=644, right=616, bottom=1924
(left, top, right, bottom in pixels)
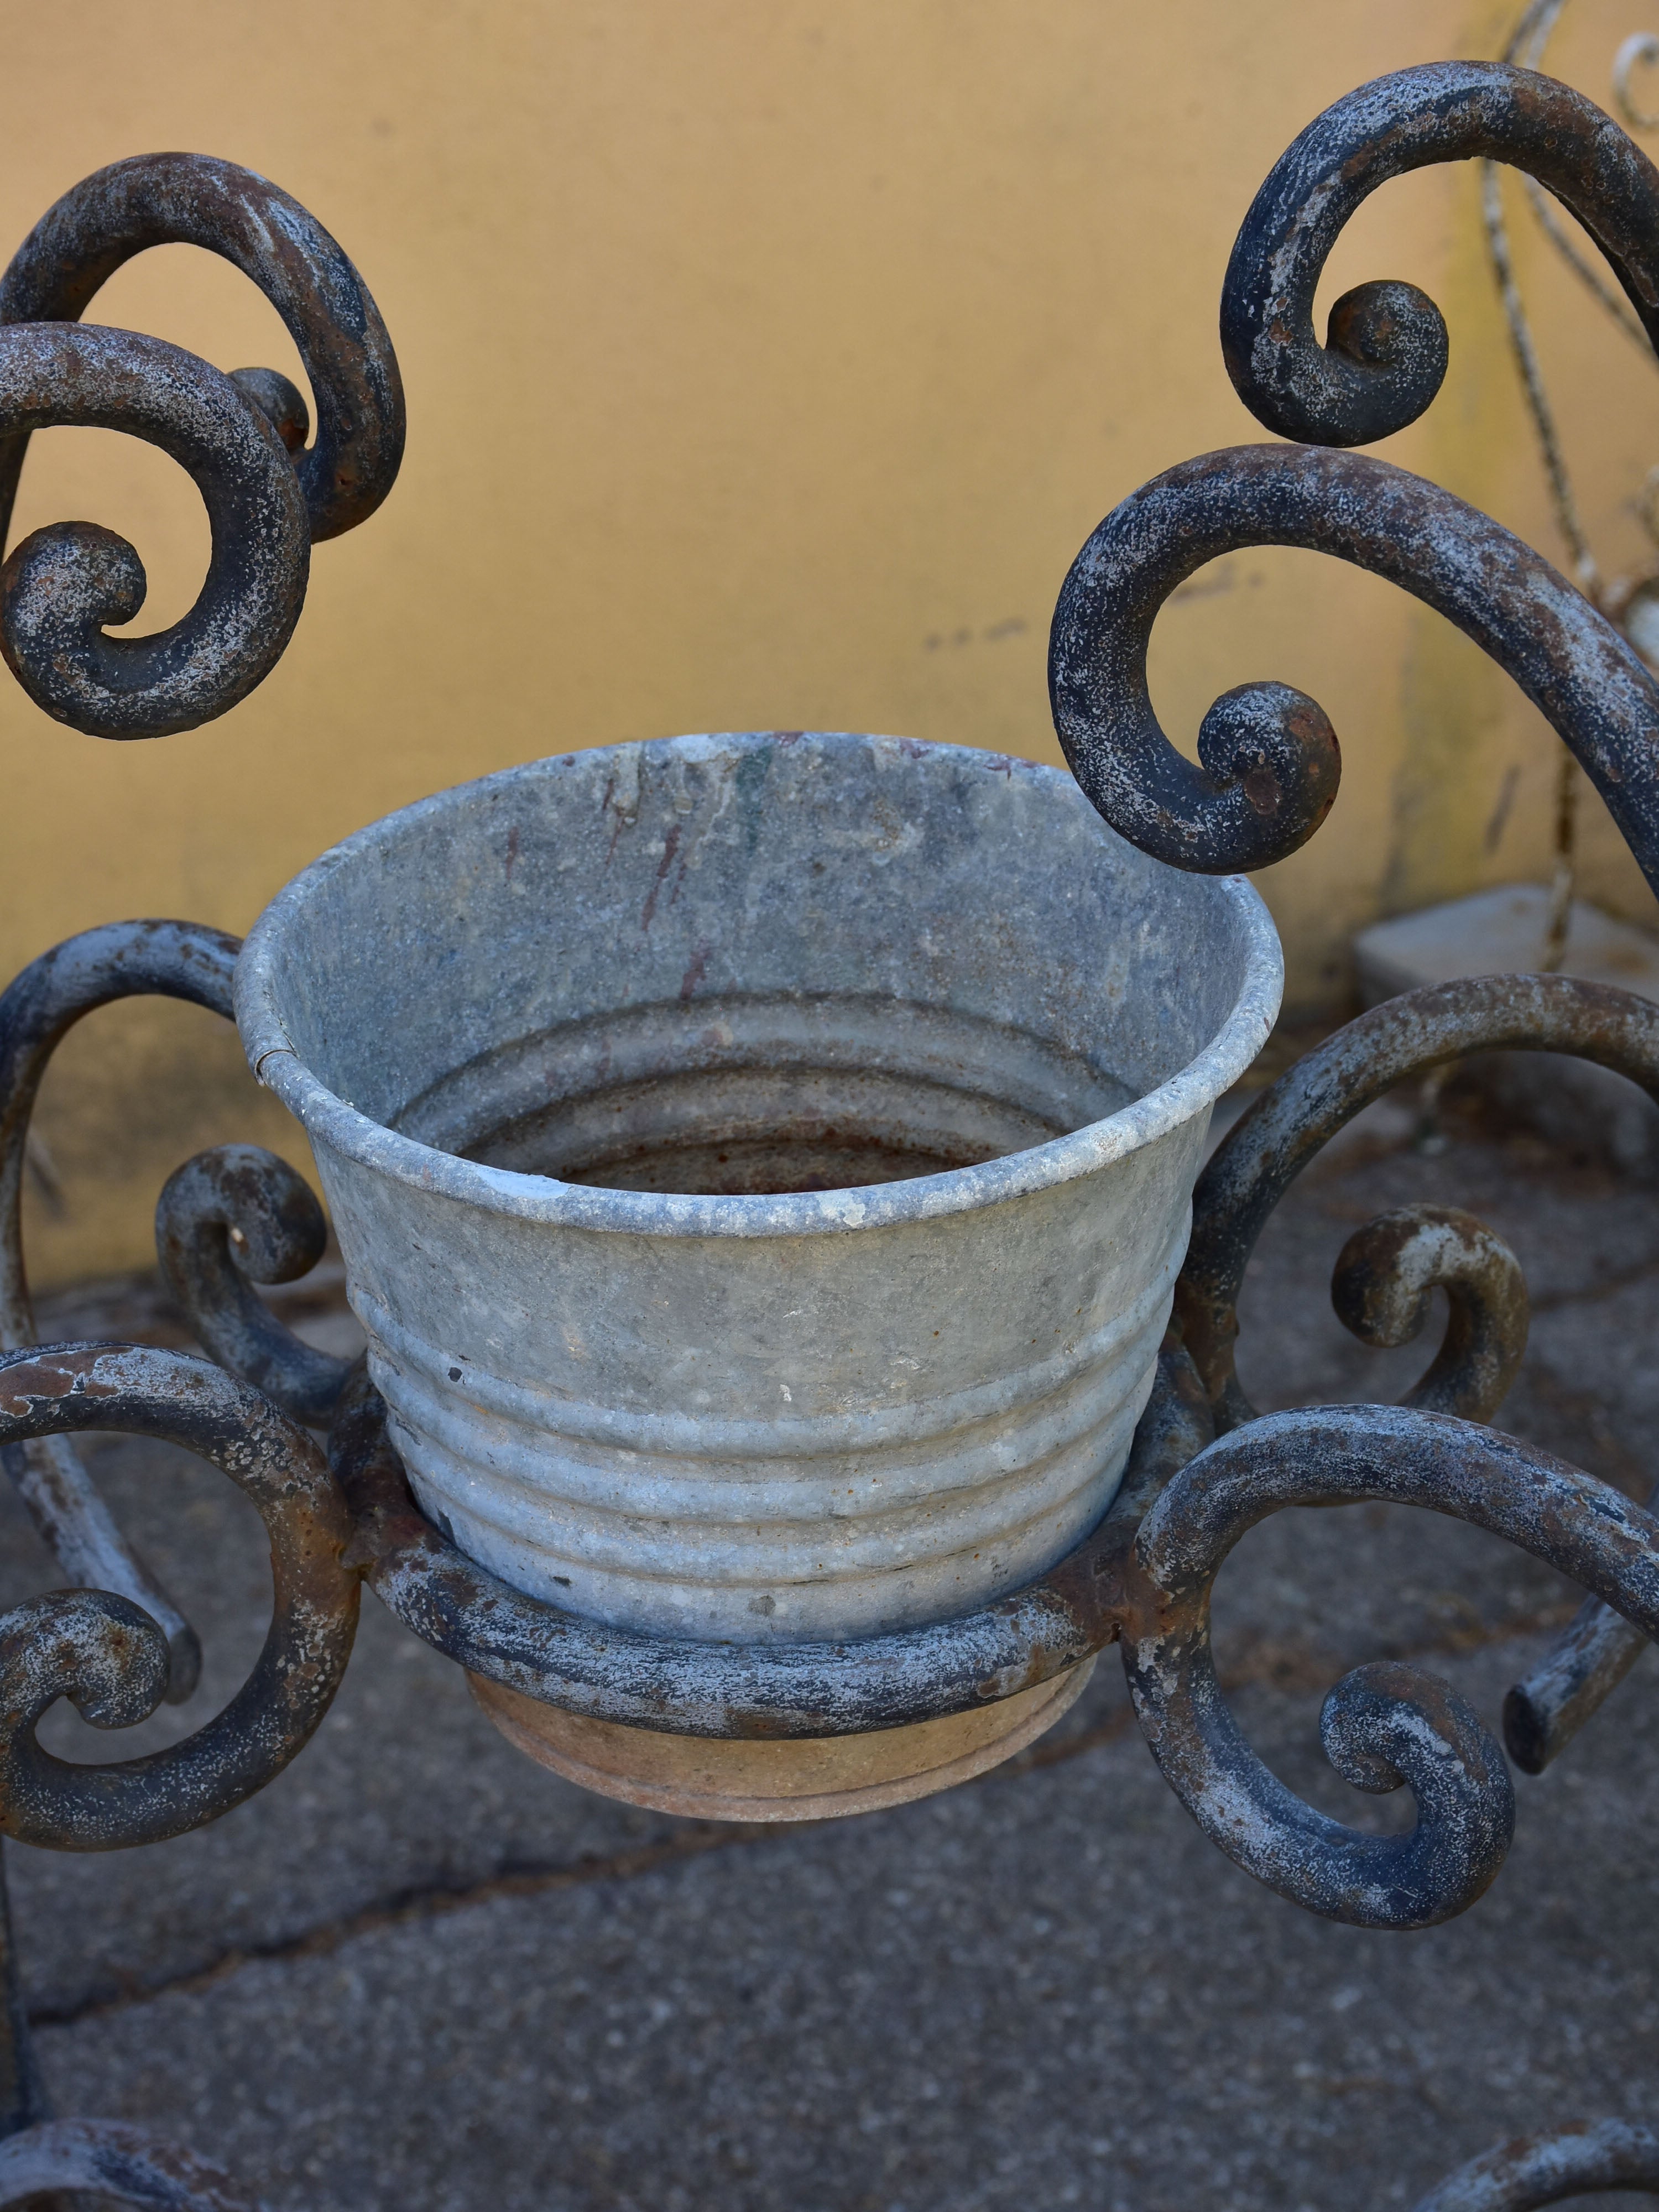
left=236, top=733, right=1284, bottom=1240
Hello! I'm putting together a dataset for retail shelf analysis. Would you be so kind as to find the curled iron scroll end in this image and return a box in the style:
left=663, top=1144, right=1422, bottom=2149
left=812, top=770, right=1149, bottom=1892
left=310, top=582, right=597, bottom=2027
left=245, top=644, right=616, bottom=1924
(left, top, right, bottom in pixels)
left=1317, top=1657, right=1516, bottom=1917
left=0, top=519, right=145, bottom=722
left=0, top=149, right=402, bottom=738
left=1330, top=1203, right=1528, bottom=1422
left=1056, top=669, right=1342, bottom=877
left=0, top=324, right=310, bottom=739
left=1221, top=267, right=1450, bottom=449
left=1120, top=1418, right=1519, bottom=1929
left=0, top=1342, right=358, bottom=1851
left=1048, top=452, right=1344, bottom=876
left=1121, top=1646, right=1517, bottom=1931
left=1324, top=279, right=1450, bottom=418
left=1118, top=1403, right=1659, bottom=1927
left=1193, top=680, right=1342, bottom=860
left=1221, top=61, right=1659, bottom=448
left=156, top=1145, right=354, bottom=1427
left=0, top=1588, right=171, bottom=1745
left=1181, top=1140, right=1529, bottom=1436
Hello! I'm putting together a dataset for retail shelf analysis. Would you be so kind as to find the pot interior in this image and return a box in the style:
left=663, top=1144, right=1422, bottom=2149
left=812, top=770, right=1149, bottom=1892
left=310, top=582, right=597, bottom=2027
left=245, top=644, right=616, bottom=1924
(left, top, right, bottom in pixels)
left=257, top=732, right=1257, bottom=1200
left=415, top=994, right=1135, bottom=1196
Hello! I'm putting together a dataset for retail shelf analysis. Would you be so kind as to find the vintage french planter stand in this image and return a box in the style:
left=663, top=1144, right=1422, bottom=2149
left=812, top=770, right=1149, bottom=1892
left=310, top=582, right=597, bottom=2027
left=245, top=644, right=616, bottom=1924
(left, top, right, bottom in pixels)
left=0, top=60, right=1654, bottom=2212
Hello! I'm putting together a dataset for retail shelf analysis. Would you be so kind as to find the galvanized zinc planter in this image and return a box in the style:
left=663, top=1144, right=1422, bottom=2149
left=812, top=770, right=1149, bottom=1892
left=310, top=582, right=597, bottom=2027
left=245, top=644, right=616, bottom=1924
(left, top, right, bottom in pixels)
left=235, top=728, right=1280, bottom=1812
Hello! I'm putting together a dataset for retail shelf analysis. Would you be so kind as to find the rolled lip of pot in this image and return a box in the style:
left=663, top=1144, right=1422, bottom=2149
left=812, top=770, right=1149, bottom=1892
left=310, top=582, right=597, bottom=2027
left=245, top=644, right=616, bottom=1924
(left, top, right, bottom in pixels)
left=234, top=780, right=1284, bottom=1244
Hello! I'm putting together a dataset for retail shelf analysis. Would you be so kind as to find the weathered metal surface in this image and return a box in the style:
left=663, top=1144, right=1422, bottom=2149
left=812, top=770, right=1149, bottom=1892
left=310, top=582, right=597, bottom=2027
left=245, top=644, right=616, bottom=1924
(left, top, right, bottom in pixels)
left=241, top=733, right=1280, bottom=1646
left=1178, top=973, right=1659, bottom=1428
left=1048, top=442, right=1659, bottom=883
left=1119, top=1401, right=1659, bottom=1928
left=0, top=152, right=403, bottom=739
left=0, top=920, right=242, bottom=1700
left=335, top=1344, right=1208, bottom=1738
left=1177, top=969, right=1659, bottom=1776
left=228, top=368, right=309, bottom=457
left=0, top=2119, right=261, bottom=2209
left=156, top=1145, right=354, bottom=1426
left=1329, top=1203, right=1528, bottom=1420
left=1411, top=2119, right=1659, bottom=2209
left=0, top=1344, right=356, bottom=1851
left=1051, top=64, right=1659, bottom=888
left=0, top=152, right=404, bottom=545
left=1220, top=63, right=1659, bottom=449
left=1503, top=1584, right=1651, bottom=1775
left=0, top=322, right=309, bottom=737
left=0, top=145, right=389, bottom=2212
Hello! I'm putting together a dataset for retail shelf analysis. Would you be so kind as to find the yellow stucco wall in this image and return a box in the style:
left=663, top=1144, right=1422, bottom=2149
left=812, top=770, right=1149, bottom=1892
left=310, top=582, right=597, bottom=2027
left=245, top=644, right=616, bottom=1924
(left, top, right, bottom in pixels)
left=3, top=0, right=1655, bottom=1285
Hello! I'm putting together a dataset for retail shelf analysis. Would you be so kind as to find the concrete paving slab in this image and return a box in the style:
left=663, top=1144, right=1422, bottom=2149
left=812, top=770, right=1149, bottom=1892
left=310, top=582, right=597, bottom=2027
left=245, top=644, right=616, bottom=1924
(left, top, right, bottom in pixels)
left=34, top=1635, right=1659, bottom=2212
left=1354, top=886, right=1659, bottom=1003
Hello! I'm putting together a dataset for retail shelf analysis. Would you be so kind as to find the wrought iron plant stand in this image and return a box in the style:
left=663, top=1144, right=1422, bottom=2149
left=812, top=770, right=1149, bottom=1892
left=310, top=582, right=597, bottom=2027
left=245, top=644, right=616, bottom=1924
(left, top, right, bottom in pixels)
left=0, top=58, right=1655, bottom=2212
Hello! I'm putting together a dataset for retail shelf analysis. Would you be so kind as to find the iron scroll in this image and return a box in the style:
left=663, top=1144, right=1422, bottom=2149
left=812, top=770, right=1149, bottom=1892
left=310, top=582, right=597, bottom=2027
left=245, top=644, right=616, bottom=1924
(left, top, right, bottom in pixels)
left=0, top=153, right=403, bottom=738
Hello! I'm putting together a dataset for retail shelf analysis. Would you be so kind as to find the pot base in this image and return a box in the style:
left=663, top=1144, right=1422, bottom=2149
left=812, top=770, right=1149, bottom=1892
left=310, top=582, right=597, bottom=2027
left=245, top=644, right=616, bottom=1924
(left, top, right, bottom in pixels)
left=467, top=1656, right=1097, bottom=1821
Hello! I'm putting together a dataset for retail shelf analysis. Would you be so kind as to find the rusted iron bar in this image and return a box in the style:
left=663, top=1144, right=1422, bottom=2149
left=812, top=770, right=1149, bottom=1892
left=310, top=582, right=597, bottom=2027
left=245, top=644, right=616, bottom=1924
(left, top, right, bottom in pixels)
left=1119, top=1402, right=1659, bottom=1928
left=0, top=2118, right=261, bottom=2209
left=0, top=323, right=309, bottom=738
left=0, top=1837, right=79, bottom=2212
left=0, top=921, right=242, bottom=1699
left=1048, top=442, right=1659, bottom=884
left=0, top=1850, right=45, bottom=2144
left=0, top=153, right=404, bottom=545
left=1220, top=62, right=1659, bottom=450
left=1411, top=2119, right=1659, bottom=2209
left=1503, top=1589, right=1651, bottom=1775
left=0, top=1343, right=357, bottom=1851
left=1177, top=972, right=1659, bottom=1427
left=0, top=154, right=403, bottom=737
left=156, top=1145, right=354, bottom=1426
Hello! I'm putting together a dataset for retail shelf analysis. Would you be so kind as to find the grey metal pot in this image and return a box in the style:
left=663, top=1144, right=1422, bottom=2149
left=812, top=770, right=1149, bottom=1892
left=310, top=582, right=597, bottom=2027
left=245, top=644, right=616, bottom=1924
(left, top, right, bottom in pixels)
left=238, top=732, right=1280, bottom=1810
